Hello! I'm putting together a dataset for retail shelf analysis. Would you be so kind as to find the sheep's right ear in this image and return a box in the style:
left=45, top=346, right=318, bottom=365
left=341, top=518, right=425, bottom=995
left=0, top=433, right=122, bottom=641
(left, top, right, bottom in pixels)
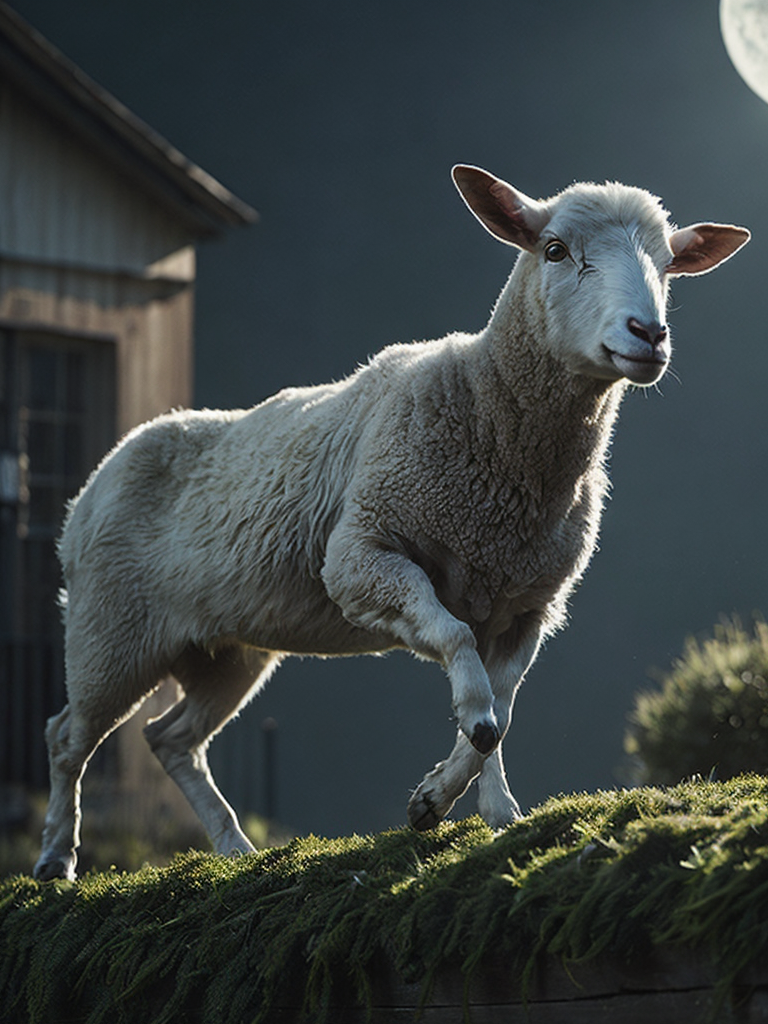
left=452, top=165, right=550, bottom=251
left=666, top=223, right=751, bottom=276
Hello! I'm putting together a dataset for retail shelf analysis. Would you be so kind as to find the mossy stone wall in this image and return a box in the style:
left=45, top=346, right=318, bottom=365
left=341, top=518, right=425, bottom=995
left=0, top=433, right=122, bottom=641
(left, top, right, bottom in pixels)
left=2, top=777, right=768, bottom=1022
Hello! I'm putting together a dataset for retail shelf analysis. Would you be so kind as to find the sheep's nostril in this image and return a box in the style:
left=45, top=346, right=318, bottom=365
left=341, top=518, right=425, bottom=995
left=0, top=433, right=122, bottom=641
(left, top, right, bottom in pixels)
left=627, top=317, right=668, bottom=348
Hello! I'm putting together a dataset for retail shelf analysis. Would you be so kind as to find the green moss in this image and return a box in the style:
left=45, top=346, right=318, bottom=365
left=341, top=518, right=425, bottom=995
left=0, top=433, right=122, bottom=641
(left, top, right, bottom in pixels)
left=2, top=777, right=768, bottom=1022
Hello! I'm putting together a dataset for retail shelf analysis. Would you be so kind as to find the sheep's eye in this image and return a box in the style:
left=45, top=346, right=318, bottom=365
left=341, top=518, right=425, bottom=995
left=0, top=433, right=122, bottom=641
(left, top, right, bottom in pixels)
left=544, top=240, right=569, bottom=263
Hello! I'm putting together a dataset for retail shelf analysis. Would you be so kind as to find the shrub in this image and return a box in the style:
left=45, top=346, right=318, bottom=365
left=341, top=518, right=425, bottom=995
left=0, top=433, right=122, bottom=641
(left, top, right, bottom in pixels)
left=625, top=619, right=768, bottom=785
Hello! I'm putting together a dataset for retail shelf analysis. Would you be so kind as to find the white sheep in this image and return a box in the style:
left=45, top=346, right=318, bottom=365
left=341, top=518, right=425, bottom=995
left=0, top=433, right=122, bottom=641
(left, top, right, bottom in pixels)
left=34, top=165, right=749, bottom=881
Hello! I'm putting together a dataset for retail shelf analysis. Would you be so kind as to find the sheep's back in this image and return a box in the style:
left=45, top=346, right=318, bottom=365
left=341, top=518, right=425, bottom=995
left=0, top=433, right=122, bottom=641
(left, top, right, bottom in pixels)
left=59, top=380, right=385, bottom=657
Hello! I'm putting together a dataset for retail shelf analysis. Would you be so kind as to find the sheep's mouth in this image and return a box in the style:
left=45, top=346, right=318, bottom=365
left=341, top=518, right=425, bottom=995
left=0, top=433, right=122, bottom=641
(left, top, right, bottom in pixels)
left=603, top=347, right=668, bottom=385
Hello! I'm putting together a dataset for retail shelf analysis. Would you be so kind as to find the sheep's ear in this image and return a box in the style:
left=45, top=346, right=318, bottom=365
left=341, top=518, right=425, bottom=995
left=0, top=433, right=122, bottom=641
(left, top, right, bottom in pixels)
left=452, top=165, right=550, bottom=251
left=666, top=223, right=751, bottom=276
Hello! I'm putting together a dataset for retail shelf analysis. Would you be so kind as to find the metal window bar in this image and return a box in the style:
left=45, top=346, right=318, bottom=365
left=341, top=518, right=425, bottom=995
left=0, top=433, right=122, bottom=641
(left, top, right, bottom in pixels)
left=0, top=329, right=116, bottom=791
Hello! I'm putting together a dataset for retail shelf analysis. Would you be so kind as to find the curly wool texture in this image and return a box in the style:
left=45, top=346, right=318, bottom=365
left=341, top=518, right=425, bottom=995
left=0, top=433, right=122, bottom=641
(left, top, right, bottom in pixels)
left=350, top=343, right=620, bottom=643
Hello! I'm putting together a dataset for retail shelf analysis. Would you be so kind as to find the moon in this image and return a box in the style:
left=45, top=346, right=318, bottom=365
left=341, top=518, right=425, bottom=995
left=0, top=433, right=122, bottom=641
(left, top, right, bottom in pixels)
left=721, top=0, right=768, bottom=103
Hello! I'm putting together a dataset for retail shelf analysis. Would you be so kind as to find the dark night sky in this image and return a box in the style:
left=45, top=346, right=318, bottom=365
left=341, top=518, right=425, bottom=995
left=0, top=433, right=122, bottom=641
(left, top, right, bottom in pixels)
left=11, top=0, right=768, bottom=837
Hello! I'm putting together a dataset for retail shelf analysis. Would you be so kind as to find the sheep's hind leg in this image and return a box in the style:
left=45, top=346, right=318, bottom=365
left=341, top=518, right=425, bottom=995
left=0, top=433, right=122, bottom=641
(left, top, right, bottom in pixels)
left=34, top=702, right=128, bottom=882
left=144, top=644, right=279, bottom=856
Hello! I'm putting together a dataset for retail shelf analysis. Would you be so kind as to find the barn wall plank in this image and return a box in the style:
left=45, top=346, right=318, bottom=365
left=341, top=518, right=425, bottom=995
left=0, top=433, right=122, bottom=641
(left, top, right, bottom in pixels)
left=0, top=83, right=194, bottom=276
left=0, top=260, right=194, bottom=435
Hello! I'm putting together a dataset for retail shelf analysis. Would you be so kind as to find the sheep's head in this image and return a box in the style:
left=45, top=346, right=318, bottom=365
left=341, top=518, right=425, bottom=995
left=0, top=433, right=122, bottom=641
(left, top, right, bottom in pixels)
left=453, top=165, right=750, bottom=387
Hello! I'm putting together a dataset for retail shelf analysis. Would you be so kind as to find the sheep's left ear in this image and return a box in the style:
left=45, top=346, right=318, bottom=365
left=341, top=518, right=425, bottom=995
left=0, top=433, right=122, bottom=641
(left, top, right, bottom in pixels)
left=666, top=223, right=751, bottom=276
left=452, top=165, right=550, bottom=251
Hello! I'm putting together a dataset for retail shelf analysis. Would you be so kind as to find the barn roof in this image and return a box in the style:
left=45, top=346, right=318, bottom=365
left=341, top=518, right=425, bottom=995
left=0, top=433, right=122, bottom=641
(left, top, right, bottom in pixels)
left=0, top=2, right=258, bottom=237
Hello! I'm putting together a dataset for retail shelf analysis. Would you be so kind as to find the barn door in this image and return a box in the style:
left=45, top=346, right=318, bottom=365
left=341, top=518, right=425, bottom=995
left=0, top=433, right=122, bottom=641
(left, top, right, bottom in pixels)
left=0, top=328, right=115, bottom=789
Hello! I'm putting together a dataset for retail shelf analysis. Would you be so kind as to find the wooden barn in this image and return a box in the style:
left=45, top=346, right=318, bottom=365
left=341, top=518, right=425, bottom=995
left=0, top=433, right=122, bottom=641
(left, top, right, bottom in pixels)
left=0, top=3, right=256, bottom=809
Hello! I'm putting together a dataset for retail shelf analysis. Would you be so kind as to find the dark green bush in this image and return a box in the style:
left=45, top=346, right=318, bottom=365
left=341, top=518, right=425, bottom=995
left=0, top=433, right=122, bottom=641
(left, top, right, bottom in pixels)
left=625, top=619, right=768, bottom=785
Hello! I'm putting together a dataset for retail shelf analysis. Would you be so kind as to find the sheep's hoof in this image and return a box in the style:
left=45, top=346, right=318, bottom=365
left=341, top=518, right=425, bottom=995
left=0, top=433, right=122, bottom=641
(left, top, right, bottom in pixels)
left=33, top=856, right=76, bottom=882
left=470, top=721, right=500, bottom=755
left=407, top=790, right=445, bottom=831
left=478, top=794, right=523, bottom=830
left=408, top=802, right=441, bottom=832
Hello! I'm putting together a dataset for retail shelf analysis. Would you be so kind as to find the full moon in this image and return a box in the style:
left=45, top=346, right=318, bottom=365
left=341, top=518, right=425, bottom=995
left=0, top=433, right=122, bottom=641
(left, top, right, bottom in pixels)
left=721, top=0, right=768, bottom=104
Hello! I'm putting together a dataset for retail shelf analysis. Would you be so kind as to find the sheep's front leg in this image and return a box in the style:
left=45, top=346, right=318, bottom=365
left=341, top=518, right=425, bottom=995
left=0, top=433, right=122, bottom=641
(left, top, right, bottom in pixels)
left=476, top=622, right=544, bottom=827
left=408, top=619, right=543, bottom=830
left=322, top=531, right=499, bottom=755
left=407, top=730, right=484, bottom=829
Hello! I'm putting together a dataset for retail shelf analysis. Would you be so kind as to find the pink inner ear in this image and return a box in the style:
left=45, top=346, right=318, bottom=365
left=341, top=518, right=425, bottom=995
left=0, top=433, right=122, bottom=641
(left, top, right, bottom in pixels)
left=452, top=166, right=549, bottom=250
left=669, top=226, right=704, bottom=256
left=488, top=181, right=538, bottom=245
left=488, top=180, right=550, bottom=247
left=489, top=181, right=524, bottom=217
left=666, top=222, right=750, bottom=276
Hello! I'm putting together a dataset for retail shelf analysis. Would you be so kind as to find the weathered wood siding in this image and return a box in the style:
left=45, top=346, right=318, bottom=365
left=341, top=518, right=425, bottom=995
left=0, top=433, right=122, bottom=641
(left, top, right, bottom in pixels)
left=0, top=80, right=194, bottom=434
left=0, top=75, right=196, bottom=814
left=0, top=82, right=194, bottom=275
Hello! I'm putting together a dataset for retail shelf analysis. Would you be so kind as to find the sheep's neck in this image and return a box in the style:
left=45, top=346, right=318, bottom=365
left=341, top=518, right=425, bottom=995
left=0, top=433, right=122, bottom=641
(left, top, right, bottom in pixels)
left=481, top=253, right=625, bottom=439
left=471, top=323, right=625, bottom=508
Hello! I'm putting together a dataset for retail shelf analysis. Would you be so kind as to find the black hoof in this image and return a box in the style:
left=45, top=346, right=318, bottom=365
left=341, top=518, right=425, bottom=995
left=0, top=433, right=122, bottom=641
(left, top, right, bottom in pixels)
left=470, top=721, right=500, bottom=755
left=407, top=793, right=442, bottom=831
left=410, top=809, right=440, bottom=832
left=34, top=859, right=69, bottom=882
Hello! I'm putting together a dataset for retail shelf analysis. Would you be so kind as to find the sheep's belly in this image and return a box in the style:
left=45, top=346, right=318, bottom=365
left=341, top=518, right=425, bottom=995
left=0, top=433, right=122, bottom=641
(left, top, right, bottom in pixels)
left=196, top=575, right=404, bottom=659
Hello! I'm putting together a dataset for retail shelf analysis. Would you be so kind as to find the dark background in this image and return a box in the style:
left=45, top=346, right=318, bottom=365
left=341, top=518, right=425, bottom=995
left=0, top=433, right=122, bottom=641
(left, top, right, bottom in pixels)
left=10, top=0, right=768, bottom=837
